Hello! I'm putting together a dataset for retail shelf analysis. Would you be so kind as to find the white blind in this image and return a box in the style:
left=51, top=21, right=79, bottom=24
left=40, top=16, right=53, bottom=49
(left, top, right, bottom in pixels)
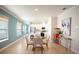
left=0, top=16, right=8, bottom=42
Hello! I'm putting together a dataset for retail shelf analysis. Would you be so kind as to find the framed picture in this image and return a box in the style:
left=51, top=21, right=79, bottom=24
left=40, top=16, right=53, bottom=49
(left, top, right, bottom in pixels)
left=61, top=17, right=71, bottom=36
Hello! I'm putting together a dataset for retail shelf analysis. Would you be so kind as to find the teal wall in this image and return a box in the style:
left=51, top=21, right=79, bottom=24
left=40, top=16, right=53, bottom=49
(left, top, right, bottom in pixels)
left=0, top=8, right=26, bottom=48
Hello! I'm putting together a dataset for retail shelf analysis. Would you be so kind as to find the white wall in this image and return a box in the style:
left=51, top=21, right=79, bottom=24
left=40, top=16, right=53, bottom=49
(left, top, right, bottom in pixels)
left=57, top=6, right=79, bottom=53
left=46, top=16, right=57, bottom=43
left=47, top=17, right=52, bottom=40
left=51, top=16, right=57, bottom=32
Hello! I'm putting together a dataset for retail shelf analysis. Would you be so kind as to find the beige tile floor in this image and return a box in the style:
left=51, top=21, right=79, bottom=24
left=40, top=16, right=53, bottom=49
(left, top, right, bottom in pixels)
left=0, top=38, right=75, bottom=54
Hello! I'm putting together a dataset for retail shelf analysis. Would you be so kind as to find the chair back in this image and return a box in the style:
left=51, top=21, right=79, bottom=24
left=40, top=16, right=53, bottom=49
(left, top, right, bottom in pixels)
left=33, top=38, right=43, bottom=47
left=47, top=36, right=50, bottom=43
left=30, top=35, right=34, bottom=40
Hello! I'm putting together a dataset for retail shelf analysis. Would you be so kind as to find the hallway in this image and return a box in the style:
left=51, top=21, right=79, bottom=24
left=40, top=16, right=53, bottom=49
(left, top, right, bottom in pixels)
left=0, top=37, right=74, bottom=54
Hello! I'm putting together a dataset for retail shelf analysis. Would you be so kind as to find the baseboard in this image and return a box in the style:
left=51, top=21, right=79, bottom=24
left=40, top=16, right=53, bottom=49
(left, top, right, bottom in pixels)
left=0, top=36, right=25, bottom=53
left=71, top=48, right=79, bottom=54
left=61, top=44, right=79, bottom=54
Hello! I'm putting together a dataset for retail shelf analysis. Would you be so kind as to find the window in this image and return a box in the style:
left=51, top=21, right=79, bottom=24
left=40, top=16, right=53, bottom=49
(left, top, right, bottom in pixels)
left=22, top=24, right=28, bottom=34
left=0, top=16, right=8, bottom=43
left=16, top=21, right=22, bottom=37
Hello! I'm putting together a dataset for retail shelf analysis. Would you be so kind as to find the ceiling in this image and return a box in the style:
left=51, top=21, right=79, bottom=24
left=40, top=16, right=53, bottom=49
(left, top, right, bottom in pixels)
left=2, top=5, right=73, bottom=24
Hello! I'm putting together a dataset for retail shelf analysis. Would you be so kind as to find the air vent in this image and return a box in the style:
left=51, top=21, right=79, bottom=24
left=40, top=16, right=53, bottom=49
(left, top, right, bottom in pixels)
left=62, top=7, right=67, bottom=10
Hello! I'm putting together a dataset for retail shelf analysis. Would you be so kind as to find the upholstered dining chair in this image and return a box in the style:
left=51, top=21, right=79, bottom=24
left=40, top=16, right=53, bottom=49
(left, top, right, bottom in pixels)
left=32, top=38, right=44, bottom=54
left=43, top=36, right=50, bottom=49
left=25, top=37, right=33, bottom=49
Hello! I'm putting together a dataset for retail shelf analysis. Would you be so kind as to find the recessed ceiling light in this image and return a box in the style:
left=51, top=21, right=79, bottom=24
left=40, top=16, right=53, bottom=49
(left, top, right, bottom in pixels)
left=34, top=8, right=38, bottom=11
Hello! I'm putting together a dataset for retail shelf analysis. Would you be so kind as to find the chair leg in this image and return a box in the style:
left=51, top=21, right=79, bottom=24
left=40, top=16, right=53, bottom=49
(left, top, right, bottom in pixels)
left=32, top=47, right=35, bottom=54
left=27, top=44, right=28, bottom=49
left=41, top=47, right=44, bottom=54
left=46, top=44, right=48, bottom=49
